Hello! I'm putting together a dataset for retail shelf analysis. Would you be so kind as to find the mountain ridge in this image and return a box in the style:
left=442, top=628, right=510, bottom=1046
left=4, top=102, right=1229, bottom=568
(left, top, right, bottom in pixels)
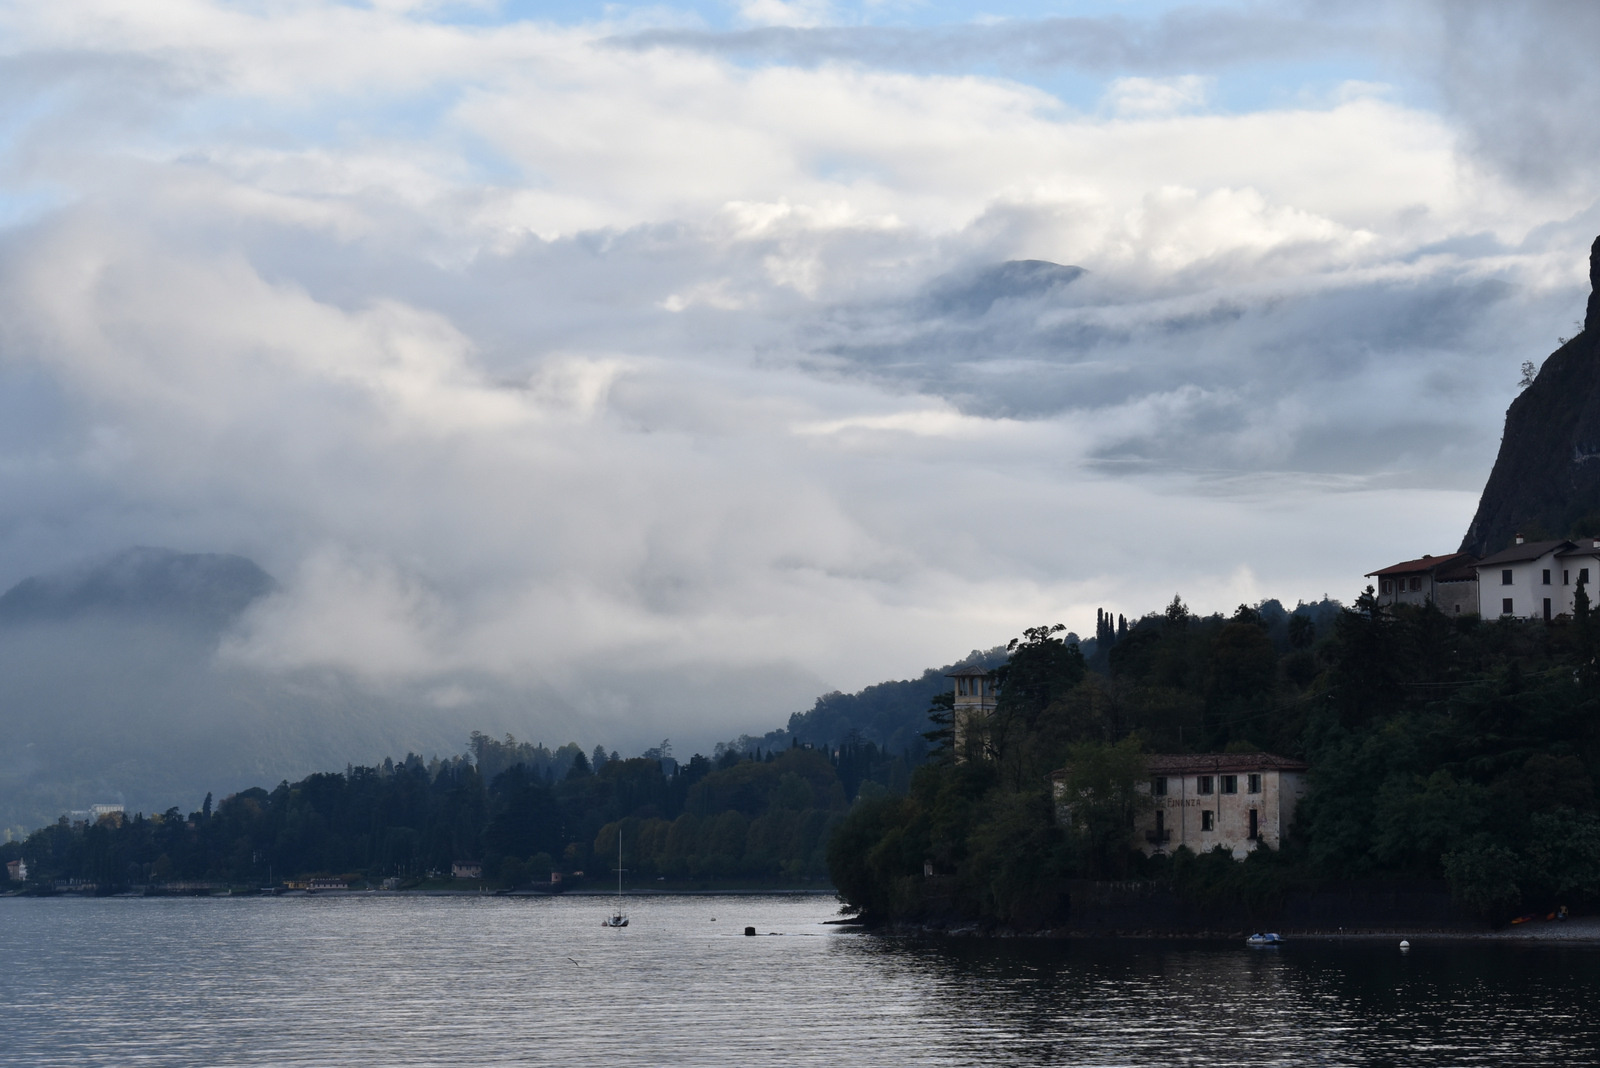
left=1462, top=235, right=1600, bottom=556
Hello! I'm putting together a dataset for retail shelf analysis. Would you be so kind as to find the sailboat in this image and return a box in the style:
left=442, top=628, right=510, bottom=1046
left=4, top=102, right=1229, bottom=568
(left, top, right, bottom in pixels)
left=601, top=833, right=628, bottom=927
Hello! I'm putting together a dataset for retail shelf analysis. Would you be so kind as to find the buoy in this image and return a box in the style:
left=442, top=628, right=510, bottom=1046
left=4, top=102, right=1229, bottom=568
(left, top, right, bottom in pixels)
left=744, top=926, right=756, bottom=936
left=1399, top=940, right=1410, bottom=950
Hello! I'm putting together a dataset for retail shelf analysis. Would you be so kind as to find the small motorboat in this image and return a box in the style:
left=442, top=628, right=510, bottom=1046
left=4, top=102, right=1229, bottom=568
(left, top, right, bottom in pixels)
left=1246, top=932, right=1284, bottom=946
left=602, top=910, right=628, bottom=928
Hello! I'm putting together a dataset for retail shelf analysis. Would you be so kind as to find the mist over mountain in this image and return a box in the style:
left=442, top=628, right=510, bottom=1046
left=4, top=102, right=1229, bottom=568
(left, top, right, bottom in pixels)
left=0, top=549, right=539, bottom=835
left=923, top=259, right=1086, bottom=318
left=0, top=547, right=274, bottom=629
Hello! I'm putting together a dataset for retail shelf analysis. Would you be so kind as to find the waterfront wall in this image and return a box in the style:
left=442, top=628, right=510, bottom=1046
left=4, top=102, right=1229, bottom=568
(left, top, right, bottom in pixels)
left=1061, top=878, right=1483, bottom=933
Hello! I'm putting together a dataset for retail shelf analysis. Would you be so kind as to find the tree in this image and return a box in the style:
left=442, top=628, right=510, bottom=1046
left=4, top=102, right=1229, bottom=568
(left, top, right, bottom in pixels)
left=1287, top=613, right=1316, bottom=649
left=989, top=625, right=1087, bottom=784
left=1056, top=737, right=1149, bottom=879
left=1576, top=570, right=1591, bottom=632
left=921, top=690, right=956, bottom=761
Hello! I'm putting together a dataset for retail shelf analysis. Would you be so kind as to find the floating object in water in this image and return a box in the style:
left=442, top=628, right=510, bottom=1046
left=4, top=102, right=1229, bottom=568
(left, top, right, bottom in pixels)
left=744, top=926, right=756, bottom=936
left=1245, top=932, right=1283, bottom=946
left=1399, top=940, right=1410, bottom=951
left=602, top=835, right=629, bottom=928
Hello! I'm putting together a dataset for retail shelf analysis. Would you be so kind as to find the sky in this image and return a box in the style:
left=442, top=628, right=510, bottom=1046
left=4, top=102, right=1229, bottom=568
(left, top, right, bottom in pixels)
left=1, top=0, right=1598, bottom=755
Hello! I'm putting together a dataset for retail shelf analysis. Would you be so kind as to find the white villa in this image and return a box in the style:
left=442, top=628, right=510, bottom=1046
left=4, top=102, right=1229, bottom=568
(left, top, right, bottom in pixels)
left=1475, top=535, right=1600, bottom=621
left=1367, top=534, right=1600, bottom=621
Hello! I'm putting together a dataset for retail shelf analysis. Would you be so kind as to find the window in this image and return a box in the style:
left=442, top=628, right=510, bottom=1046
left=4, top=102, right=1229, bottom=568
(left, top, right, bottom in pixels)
left=1220, top=775, right=1238, bottom=794
left=1380, top=579, right=1393, bottom=594
left=1248, top=809, right=1259, bottom=840
left=1544, top=569, right=1552, bottom=585
left=1503, top=598, right=1514, bottom=615
left=1247, top=774, right=1262, bottom=794
left=1409, top=576, right=1422, bottom=592
left=1197, top=776, right=1214, bottom=795
left=1565, top=570, right=1571, bottom=586
left=1585, top=568, right=1592, bottom=585
left=1151, top=777, right=1167, bottom=797
left=1502, top=569, right=1514, bottom=585
left=1201, top=810, right=1215, bottom=832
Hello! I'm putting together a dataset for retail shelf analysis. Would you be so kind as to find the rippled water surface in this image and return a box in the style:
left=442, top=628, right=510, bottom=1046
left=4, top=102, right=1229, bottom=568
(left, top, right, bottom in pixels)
left=4, top=895, right=1600, bottom=1066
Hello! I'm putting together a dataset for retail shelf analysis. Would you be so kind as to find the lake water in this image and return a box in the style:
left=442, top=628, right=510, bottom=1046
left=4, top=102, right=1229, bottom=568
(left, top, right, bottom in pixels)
left=3, top=894, right=1599, bottom=1066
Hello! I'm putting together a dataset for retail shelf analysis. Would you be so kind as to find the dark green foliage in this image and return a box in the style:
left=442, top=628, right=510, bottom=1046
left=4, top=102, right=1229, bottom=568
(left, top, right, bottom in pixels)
left=1056, top=737, right=1151, bottom=880
left=831, top=595, right=1600, bottom=927
left=921, top=691, right=955, bottom=759
left=724, top=649, right=1008, bottom=759
left=0, top=737, right=890, bottom=891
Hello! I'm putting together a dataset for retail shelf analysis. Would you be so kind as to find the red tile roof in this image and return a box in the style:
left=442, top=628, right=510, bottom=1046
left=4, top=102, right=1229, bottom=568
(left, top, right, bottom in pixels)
left=1053, top=752, right=1309, bottom=778
left=1143, top=753, right=1308, bottom=774
left=1365, top=552, right=1476, bottom=578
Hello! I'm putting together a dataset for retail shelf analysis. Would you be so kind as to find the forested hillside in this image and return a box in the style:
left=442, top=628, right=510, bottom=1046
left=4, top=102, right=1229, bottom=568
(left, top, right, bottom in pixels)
left=0, top=734, right=916, bottom=891
left=830, top=593, right=1600, bottom=929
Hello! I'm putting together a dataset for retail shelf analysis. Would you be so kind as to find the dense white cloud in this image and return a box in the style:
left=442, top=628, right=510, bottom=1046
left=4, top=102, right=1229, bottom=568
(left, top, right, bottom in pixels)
left=0, top=0, right=1593, bottom=756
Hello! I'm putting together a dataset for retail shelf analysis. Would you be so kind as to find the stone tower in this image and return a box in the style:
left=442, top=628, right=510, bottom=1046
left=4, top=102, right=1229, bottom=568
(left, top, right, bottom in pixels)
left=945, top=666, right=996, bottom=762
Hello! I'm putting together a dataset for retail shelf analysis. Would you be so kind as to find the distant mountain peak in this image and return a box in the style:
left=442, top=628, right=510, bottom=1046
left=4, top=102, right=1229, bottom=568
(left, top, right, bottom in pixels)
left=926, top=259, right=1086, bottom=317
left=0, top=547, right=275, bottom=629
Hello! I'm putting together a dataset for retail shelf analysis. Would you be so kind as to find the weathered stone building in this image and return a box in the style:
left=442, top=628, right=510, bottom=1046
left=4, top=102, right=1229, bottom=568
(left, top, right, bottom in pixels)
left=1132, top=753, right=1308, bottom=860
left=945, top=665, right=995, bottom=762
left=1365, top=552, right=1479, bottom=616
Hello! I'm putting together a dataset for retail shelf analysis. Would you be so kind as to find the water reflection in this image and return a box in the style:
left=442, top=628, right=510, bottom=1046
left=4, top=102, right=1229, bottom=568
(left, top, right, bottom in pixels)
left=1, top=897, right=1598, bottom=1066
left=830, top=933, right=1600, bottom=1066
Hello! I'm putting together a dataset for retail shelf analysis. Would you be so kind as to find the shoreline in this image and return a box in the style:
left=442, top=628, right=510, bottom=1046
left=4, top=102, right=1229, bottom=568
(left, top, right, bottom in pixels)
left=1, top=886, right=840, bottom=900
left=874, top=915, right=1600, bottom=944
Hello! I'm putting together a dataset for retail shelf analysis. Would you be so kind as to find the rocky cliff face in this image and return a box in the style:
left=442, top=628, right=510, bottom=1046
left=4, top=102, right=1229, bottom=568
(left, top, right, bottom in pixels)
left=1461, top=236, right=1600, bottom=557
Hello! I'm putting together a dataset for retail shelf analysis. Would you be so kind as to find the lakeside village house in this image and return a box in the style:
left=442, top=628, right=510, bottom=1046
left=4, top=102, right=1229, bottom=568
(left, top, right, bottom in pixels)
left=1366, top=534, right=1600, bottom=621
left=955, top=535, right=1592, bottom=860
left=947, top=668, right=1310, bottom=859
left=1051, top=755, right=1310, bottom=860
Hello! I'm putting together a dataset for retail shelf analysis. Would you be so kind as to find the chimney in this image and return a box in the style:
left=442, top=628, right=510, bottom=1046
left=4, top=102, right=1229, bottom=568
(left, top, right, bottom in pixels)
left=1515, top=533, right=1525, bottom=545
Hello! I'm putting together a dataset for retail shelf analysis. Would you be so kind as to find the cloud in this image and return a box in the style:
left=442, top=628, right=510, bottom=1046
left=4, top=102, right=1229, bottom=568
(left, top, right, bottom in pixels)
left=1103, top=75, right=1213, bottom=118
left=608, top=6, right=1374, bottom=74
left=1412, top=0, right=1600, bottom=194
left=737, top=0, right=836, bottom=30
left=0, top=0, right=1594, bottom=766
